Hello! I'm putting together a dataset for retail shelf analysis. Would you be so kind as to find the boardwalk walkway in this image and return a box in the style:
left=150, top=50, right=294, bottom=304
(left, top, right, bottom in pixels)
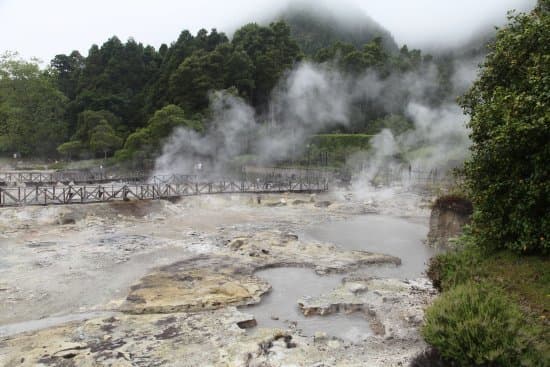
left=0, top=177, right=328, bottom=207
left=0, top=171, right=149, bottom=186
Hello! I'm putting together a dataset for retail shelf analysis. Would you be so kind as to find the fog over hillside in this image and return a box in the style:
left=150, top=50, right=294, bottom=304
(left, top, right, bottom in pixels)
left=0, top=0, right=536, bottom=62
left=269, top=1, right=399, bottom=54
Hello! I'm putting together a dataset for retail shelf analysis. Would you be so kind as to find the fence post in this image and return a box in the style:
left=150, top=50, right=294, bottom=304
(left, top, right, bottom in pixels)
left=123, top=185, right=129, bottom=201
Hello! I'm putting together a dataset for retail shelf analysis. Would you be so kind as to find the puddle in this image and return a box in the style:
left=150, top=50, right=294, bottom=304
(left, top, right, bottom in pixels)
left=0, top=311, right=114, bottom=337
left=303, top=214, right=434, bottom=278
left=241, top=267, right=372, bottom=343
left=244, top=215, right=433, bottom=341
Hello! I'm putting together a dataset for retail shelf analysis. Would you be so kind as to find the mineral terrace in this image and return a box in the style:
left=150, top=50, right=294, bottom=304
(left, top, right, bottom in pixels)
left=0, top=191, right=436, bottom=366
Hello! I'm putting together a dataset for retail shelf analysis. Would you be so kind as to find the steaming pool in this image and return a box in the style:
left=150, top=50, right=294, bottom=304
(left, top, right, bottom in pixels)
left=242, top=214, right=434, bottom=342
left=304, top=214, right=433, bottom=278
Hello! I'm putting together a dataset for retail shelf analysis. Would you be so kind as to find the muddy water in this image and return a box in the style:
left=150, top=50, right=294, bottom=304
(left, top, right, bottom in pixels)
left=242, top=267, right=373, bottom=343
left=304, top=214, right=434, bottom=278
left=245, top=214, right=433, bottom=341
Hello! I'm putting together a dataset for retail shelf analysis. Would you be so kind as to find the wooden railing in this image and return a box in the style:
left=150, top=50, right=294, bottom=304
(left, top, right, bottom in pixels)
left=0, top=171, right=148, bottom=186
left=0, top=178, right=328, bottom=207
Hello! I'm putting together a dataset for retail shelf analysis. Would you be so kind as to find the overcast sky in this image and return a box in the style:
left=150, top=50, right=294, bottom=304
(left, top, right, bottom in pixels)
left=0, top=0, right=536, bottom=63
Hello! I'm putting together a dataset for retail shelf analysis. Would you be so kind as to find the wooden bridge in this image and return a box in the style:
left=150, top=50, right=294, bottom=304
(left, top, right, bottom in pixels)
left=0, top=177, right=328, bottom=207
left=0, top=171, right=150, bottom=186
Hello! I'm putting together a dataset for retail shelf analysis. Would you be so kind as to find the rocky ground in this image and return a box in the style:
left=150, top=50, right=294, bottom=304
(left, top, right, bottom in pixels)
left=0, top=190, right=436, bottom=366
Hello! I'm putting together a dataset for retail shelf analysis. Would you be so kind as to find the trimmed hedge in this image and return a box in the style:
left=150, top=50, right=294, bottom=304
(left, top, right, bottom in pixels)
left=309, top=134, right=372, bottom=150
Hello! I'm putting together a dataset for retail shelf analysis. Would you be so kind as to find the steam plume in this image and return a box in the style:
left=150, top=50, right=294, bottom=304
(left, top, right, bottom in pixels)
left=153, top=57, right=478, bottom=183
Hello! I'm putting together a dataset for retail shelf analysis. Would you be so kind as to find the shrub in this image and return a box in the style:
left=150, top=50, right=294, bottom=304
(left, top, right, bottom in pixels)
left=426, top=233, right=481, bottom=291
left=460, top=4, right=550, bottom=254
left=409, top=347, right=456, bottom=367
left=422, top=282, right=535, bottom=366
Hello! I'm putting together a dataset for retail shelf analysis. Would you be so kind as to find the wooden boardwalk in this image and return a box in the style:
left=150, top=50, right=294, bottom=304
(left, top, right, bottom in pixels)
left=0, top=171, right=150, bottom=186
left=0, top=178, right=328, bottom=207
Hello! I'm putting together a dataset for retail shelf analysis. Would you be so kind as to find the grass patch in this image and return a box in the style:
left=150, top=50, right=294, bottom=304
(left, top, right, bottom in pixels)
left=428, top=246, right=550, bottom=319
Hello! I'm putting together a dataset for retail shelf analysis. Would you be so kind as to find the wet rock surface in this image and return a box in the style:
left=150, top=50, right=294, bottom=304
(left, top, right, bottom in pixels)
left=298, top=276, right=436, bottom=340
left=0, top=191, right=436, bottom=366
left=426, top=195, right=472, bottom=249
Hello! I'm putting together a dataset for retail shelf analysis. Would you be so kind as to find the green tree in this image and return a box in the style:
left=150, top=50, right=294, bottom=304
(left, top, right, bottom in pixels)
left=89, top=121, right=122, bottom=159
left=145, top=29, right=228, bottom=115
left=50, top=51, right=84, bottom=100
left=460, top=2, right=550, bottom=254
left=73, top=37, right=162, bottom=133
left=0, top=52, right=68, bottom=157
left=57, top=140, right=84, bottom=159
left=169, top=46, right=228, bottom=111
left=232, top=21, right=302, bottom=108
left=147, top=104, right=201, bottom=140
left=119, top=104, right=201, bottom=160
left=225, top=48, right=255, bottom=100
left=73, top=109, right=121, bottom=145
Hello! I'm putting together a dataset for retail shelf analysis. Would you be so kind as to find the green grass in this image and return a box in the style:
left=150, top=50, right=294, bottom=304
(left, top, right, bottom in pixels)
left=476, top=252, right=550, bottom=319
left=429, top=246, right=550, bottom=319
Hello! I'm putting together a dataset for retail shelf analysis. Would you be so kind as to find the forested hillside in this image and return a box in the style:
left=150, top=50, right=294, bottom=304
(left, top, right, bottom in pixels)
left=277, top=1, right=398, bottom=55
left=0, top=7, right=477, bottom=164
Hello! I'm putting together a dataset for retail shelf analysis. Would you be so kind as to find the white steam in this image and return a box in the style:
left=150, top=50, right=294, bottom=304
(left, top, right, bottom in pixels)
left=154, top=62, right=355, bottom=176
left=154, top=57, right=477, bottom=184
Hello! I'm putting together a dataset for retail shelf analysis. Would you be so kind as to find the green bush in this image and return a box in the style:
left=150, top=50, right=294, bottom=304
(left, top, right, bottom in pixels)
left=426, top=234, right=480, bottom=292
left=305, top=134, right=372, bottom=166
left=422, top=283, right=538, bottom=366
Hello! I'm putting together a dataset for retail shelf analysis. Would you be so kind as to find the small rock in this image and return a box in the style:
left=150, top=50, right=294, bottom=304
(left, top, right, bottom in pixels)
left=314, top=201, right=332, bottom=208
left=327, top=340, right=340, bottom=349
left=314, top=331, right=328, bottom=342
left=236, top=319, right=257, bottom=329
left=346, top=282, right=368, bottom=294
left=228, top=238, right=246, bottom=250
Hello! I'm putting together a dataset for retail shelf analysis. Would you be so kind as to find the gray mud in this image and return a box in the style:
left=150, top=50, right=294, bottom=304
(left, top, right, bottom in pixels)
left=0, top=192, right=437, bottom=366
left=303, top=214, right=435, bottom=278
left=242, top=267, right=373, bottom=342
